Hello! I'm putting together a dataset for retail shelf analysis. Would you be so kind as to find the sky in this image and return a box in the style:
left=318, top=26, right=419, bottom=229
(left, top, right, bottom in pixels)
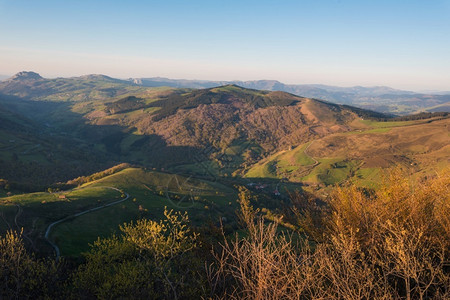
left=1, top=0, right=450, bottom=91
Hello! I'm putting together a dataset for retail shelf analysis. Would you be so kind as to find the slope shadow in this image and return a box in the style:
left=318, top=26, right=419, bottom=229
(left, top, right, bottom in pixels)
left=0, top=93, right=209, bottom=188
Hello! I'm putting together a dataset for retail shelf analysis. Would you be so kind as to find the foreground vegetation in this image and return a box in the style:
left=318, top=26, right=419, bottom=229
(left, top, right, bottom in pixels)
left=217, top=169, right=449, bottom=299
left=1, top=169, right=448, bottom=299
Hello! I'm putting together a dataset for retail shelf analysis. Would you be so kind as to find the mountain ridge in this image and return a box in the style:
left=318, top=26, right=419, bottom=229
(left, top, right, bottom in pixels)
left=2, top=71, right=449, bottom=114
left=0, top=77, right=448, bottom=193
left=126, top=77, right=450, bottom=114
left=8, top=71, right=43, bottom=81
left=0, top=81, right=392, bottom=186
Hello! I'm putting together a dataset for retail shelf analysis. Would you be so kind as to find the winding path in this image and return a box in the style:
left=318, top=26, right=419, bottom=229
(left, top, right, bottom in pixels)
left=303, top=141, right=319, bottom=166
left=14, top=204, right=22, bottom=230
left=44, top=187, right=130, bottom=260
left=291, top=141, right=320, bottom=180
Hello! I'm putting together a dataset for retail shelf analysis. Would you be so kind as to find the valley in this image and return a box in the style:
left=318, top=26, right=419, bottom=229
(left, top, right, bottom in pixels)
left=0, top=72, right=449, bottom=259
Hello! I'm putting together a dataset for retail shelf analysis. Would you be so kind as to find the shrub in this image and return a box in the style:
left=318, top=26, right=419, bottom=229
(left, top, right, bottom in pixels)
left=0, top=229, right=64, bottom=299
left=213, top=169, right=450, bottom=299
left=72, top=208, right=206, bottom=299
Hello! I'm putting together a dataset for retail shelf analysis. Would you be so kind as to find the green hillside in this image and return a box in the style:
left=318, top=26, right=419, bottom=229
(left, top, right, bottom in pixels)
left=0, top=167, right=238, bottom=256
left=245, top=117, right=450, bottom=188
left=0, top=72, right=149, bottom=101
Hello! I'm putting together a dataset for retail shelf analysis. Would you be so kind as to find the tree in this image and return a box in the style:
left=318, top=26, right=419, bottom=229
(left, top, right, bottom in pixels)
left=73, top=208, right=206, bottom=299
left=0, top=229, right=63, bottom=299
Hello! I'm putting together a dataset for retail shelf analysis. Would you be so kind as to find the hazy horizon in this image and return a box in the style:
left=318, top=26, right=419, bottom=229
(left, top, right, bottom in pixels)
left=1, top=1, right=450, bottom=91
left=3, top=70, right=450, bottom=94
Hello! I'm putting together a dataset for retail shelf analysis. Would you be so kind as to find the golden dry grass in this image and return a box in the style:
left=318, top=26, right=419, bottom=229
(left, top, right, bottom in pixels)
left=214, top=169, right=450, bottom=299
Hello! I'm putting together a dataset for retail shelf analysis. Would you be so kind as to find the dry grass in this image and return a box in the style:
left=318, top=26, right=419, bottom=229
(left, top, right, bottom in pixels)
left=212, top=169, right=450, bottom=299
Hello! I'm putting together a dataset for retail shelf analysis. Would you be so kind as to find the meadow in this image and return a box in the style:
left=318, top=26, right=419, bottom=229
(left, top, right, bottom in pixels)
left=0, top=168, right=238, bottom=256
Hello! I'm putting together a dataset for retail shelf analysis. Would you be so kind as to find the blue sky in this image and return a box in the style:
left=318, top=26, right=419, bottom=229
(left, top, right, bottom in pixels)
left=1, top=0, right=449, bottom=91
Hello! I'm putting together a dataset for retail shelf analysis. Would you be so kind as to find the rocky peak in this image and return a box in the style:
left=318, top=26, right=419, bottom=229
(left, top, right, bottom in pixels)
left=10, top=71, right=43, bottom=81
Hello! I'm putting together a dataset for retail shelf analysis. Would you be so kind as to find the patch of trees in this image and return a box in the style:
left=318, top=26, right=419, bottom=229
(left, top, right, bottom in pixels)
left=147, top=87, right=299, bottom=121
left=104, top=96, right=145, bottom=114
left=136, top=101, right=314, bottom=168
left=148, top=90, right=232, bottom=121
left=370, top=112, right=449, bottom=122
left=0, top=159, right=110, bottom=192
left=66, top=163, right=131, bottom=186
left=390, top=112, right=449, bottom=121
left=0, top=136, right=118, bottom=190
left=0, top=230, right=67, bottom=299
left=99, top=131, right=126, bottom=155
left=341, top=104, right=393, bottom=120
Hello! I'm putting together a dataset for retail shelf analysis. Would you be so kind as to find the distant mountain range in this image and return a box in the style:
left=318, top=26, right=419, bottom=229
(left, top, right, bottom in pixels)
left=1, top=71, right=449, bottom=115
left=130, top=77, right=414, bottom=95
left=128, top=77, right=450, bottom=115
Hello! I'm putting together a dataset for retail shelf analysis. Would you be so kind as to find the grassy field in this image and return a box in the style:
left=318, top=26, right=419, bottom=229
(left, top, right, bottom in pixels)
left=245, top=160, right=278, bottom=179
left=359, top=119, right=425, bottom=128
left=0, top=186, right=122, bottom=236
left=50, top=194, right=168, bottom=256
left=245, top=118, right=450, bottom=187
left=0, top=167, right=239, bottom=257
left=245, top=142, right=317, bottom=181
left=51, top=168, right=238, bottom=256
left=301, top=159, right=360, bottom=185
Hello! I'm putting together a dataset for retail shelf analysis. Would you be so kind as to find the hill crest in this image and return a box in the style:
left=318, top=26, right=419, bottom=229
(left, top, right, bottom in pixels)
left=9, top=71, right=43, bottom=81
